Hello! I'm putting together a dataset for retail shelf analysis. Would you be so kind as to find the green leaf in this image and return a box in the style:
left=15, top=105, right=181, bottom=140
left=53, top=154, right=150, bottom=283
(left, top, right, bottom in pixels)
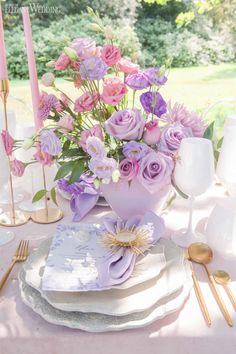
left=32, top=189, right=47, bottom=203
left=54, top=161, right=75, bottom=181
left=203, top=121, right=215, bottom=140
left=69, top=160, right=85, bottom=184
left=50, top=187, right=58, bottom=206
left=217, top=137, right=224, bottom=150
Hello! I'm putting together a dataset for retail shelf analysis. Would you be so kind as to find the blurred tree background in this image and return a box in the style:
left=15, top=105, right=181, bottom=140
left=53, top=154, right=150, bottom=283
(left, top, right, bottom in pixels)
left=1, top=0, right=236, bottom=78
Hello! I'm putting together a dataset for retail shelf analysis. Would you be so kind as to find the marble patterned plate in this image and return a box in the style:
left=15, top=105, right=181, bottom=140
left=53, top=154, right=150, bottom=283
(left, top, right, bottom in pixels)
left=19, top=265, right=192, bottom=332
left=24, top=238, right=176, bottom=292
left=37, top=239, right=186, bottom=315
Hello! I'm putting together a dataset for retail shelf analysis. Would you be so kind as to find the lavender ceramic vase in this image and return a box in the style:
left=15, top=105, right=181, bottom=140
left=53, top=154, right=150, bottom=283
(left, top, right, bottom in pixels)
left=100, top=178, right=171, bottom=219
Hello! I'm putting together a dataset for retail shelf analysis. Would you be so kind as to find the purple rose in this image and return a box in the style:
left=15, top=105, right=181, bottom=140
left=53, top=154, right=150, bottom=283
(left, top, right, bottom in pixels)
left=105, top=109, right=145, bottom=140
left=39, top=130, right=62, bottom=156
left=140, top=91, right=167, bottom=117
left=123, top=141, right=150, bottom=161
left=159, top=123, right=193, bottom=154
left=143, top=67, right=167, bottom=86
left=89, top=157, right=117, bottom=181
left=137, top=151, right=174, bottom=194
left=125, top=72, right=150, bottom=90
left=119, top=158, right=139, bottom=181
left=80, top=57, right=107, bottom=80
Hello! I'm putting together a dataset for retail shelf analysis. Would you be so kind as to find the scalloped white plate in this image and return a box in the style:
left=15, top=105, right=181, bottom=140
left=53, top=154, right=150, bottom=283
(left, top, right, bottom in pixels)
left=19, top=266, right=192, bottom=332
left=23, top=238, right=188, bottom=316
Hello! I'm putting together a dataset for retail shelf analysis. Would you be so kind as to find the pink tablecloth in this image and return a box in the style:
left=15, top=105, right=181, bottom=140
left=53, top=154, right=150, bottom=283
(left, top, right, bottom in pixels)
left=0, top=184, right=236, bottom=354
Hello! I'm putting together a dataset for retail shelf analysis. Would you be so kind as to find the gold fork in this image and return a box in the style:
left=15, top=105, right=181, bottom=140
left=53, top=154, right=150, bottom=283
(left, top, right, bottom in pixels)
left=0, top=240, right=29, bottom=290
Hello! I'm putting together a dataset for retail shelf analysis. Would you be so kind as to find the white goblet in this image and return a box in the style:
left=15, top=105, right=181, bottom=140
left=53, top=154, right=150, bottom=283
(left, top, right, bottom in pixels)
left=0, top=139, right=14, bottom=246
left=171, top=137, right=215, bottom=247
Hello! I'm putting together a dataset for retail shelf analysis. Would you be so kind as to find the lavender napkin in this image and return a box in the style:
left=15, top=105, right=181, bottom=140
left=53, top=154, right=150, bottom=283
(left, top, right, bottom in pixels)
left=41, top=212, right=165, bottom=292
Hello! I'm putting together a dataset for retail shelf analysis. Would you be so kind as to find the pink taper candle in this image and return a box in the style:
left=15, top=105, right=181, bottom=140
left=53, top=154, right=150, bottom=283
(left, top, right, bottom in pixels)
left=21, top=7, right=43, bottom=131
left=0, top=5, right=8, bottom=80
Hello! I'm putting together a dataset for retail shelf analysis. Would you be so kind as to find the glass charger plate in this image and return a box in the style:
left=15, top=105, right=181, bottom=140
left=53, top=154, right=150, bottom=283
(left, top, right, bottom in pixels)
left=23, top=238, right=188, bottom=316
left=19, top=265, right=192, bottom=332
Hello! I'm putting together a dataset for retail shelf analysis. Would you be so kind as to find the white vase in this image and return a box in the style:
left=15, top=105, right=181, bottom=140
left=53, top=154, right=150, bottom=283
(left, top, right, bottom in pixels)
left=101, top=178, right=170, bottom=219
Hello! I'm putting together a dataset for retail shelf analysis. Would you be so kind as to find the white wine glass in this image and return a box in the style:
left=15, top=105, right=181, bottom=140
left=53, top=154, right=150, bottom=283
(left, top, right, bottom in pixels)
left=171, top=137, right=215, bottom=247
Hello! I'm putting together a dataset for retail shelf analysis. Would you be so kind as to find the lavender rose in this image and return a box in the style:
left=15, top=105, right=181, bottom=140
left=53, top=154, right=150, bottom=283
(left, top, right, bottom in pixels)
left=80, top=57, right=107, bottom=80
left=159, top=123, right=193, bottom=154
left=105, top=109, right=145, bottom=140
left=137, top=151, right=174, bottom=194
left=140, top=91, right=167, bottom=117
left=123, top=141, right=150, bottom=161
left=125, top=72, right=150, bottom=90
left=119, top=158, right=139, bottom=181
left=39, top=130, right=62, bottom=156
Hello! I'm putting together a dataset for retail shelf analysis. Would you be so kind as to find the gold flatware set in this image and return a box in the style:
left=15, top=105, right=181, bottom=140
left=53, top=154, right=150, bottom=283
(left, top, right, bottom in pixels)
left=187, top=242, right=236, bottom=327
left=0, top=240, right=29, bottom=290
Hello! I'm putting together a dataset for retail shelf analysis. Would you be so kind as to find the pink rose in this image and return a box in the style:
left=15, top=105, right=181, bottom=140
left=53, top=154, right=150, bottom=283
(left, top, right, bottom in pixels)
left=11, top=159, right=25, bottom=177
left=79, top=124, right=104, bottom=151
left=105, top=109, right=145, bottom=140
left=71, top=37, right=97, bottom=60
left=58, top=115, right=74, bottom=132
left=100, top=81, right=127, bottom=106
left=137, top=151, right=174, bottom=194
left=1, top=130, right=14, bottom=156
left=34, top=146, right=53, bottom=166
left=119, top=158, right=139, bottom=181
left=101, top=45, right=121, bottom=66
left=74, top=91, right=99, bottom=113
left=54, top=53, right=70, bottom=71
left=117, top=58, right=140, bottom=75
left=143, top=120, right=161, bottom=145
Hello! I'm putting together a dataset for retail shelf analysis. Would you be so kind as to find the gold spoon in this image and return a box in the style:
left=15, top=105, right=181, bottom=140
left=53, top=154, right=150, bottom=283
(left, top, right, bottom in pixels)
left=185, top=249, right=211, bottom=326
left=188, top=243, right=233, bottom=327
left=213, top=270, right=236, bottom=310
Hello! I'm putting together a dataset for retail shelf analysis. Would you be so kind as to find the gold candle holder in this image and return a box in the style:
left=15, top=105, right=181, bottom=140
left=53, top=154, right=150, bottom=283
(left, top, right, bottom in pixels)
left=31, top=165, right=63, bottom=224
left=0, top=79, right=30, bottom=227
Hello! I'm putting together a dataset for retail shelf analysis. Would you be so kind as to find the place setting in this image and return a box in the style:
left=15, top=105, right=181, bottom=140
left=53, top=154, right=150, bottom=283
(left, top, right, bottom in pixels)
left=0, top=4, right=236, bottom=338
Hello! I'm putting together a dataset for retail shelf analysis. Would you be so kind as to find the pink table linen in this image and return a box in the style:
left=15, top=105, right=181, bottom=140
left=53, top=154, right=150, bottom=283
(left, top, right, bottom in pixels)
left=0, top=184, right=236, bottom=354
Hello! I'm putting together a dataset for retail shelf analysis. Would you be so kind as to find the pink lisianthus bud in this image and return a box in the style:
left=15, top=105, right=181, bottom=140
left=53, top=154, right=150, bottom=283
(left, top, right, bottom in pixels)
left=79, top=124, right=104, bottom=152
left=74, top=75, right=83, bottom=89
left=41, top=73, right=55, bottom=87
left=11, top=159, right=25, bottom=177
left=74, top=91, right=99, bottom=113
left=58, top=115, right=74, bottom=132
left=54, top=53, right=70, bottom=71
left=60, top=93, right=70, bottom=107
left=143, top=120, right=161, bottom=145
left=1, top=130, right=14, bottom=156
left=34, top=145, right=53, bottom=166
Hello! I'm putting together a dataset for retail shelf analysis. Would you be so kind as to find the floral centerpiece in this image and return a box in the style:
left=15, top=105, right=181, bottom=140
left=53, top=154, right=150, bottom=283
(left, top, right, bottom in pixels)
left=9, top=10, right=209, bottom=220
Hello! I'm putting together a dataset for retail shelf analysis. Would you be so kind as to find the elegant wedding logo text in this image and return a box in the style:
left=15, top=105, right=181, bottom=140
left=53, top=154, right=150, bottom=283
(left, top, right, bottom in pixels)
left=3, top=3, right=62, bottom=14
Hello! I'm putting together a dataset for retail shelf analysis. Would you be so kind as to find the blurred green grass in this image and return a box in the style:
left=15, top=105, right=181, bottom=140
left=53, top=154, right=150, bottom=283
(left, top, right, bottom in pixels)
left=7, top=63, right=236, bottom=138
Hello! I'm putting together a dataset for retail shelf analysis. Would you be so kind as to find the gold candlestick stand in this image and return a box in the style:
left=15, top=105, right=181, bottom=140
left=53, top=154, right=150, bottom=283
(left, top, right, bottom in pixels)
left=0, top=79, right=30, bottom=226
left=31, top=165, right=63, bottom=224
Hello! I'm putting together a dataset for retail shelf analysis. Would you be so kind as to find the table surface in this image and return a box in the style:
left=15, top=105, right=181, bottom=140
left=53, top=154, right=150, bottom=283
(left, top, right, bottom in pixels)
left=0, top=184, right=236, bottom=354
